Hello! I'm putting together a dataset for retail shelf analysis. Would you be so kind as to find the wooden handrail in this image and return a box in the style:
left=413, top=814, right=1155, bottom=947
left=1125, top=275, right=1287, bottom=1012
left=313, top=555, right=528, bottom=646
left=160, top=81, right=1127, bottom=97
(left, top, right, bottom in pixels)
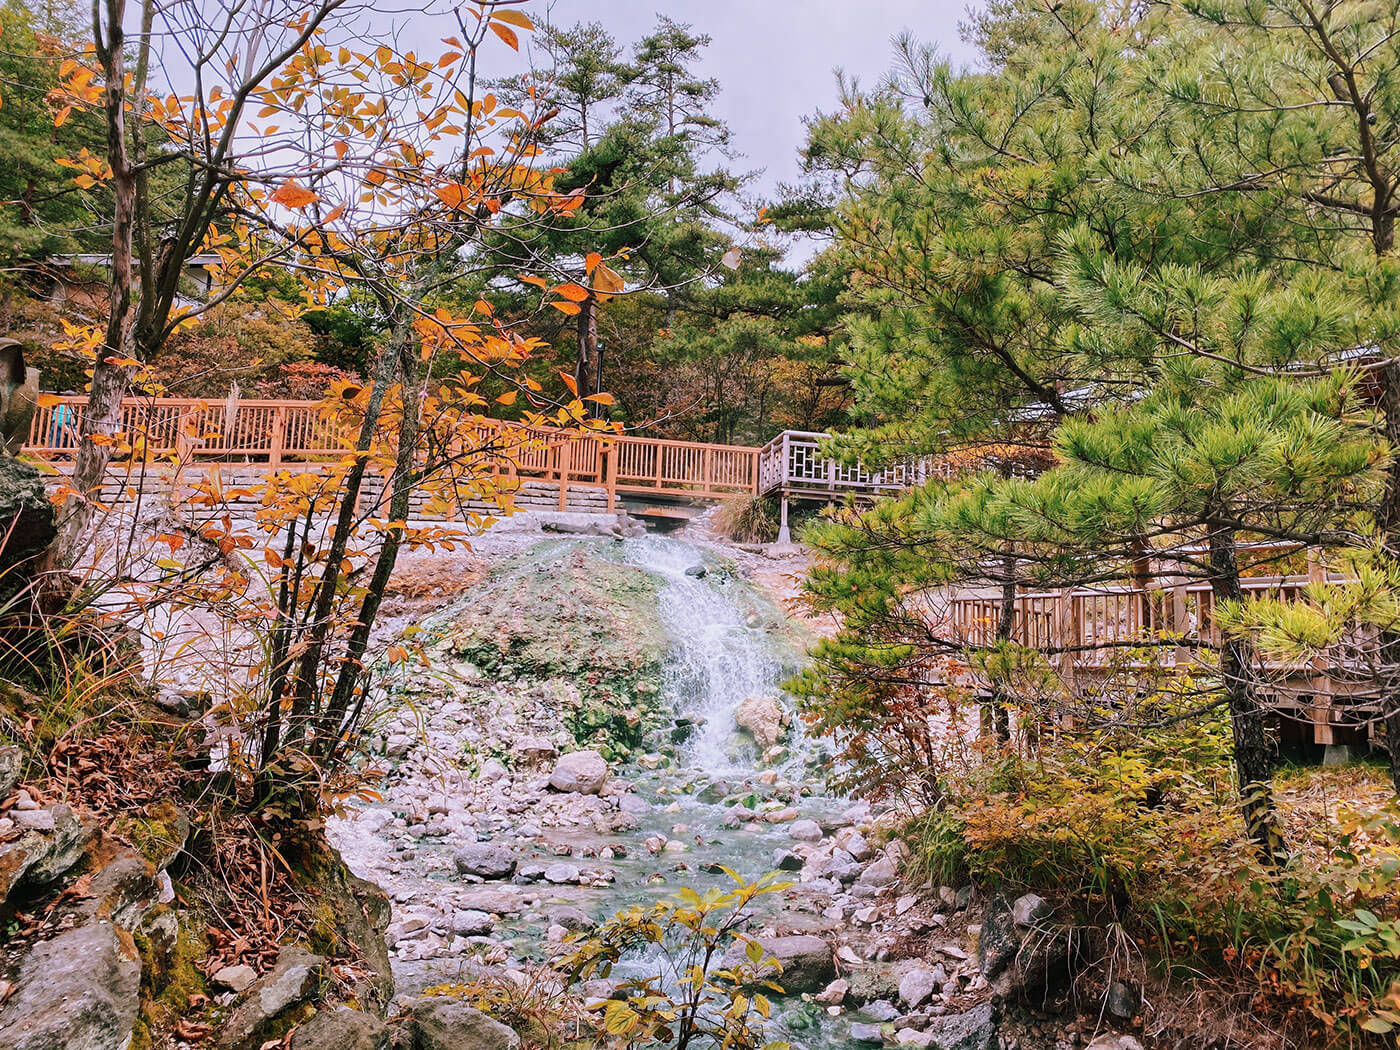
left=23, top=395, right=764, bottom=503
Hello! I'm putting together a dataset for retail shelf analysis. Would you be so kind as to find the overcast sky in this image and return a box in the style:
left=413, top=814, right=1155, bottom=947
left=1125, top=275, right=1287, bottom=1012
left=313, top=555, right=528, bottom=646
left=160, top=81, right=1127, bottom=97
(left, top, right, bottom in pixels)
left=533, top=1, right=982, bottom=200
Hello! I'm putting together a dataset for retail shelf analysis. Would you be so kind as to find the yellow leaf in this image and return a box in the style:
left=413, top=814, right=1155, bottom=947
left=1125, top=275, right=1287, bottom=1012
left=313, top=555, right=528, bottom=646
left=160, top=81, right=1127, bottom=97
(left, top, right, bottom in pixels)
left=492, top=10, right=534, bottom=29
left=591, top=263, right=624, bottom=295
left=271, top=181, right=318, bottom=208
left=488, top=22, right=519, bottom=50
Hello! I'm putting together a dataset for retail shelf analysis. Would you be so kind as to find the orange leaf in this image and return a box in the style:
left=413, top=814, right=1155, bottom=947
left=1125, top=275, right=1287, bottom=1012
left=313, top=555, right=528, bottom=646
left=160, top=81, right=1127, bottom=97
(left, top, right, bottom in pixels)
left=434, top=183, right=472, bottom=209
left=36, top=394, right=62, bottom=408
left=492, top=10, right=534, bottom=29
left=550, top=301, right=581, bottom=315
left=271, top=181, right=318, bottom=208
left=496, top=390, right=518, bottom=405
left=555, top=282, right=589, bottom=303
left=559, top=370, right=579, bottom=396
left=489, top=22, right=519, bottom=50
left=584, top=252, right=602, bottom=274
left=585, top=392, right=616, bottom=406
left=518, top=274, right=548, bottom=289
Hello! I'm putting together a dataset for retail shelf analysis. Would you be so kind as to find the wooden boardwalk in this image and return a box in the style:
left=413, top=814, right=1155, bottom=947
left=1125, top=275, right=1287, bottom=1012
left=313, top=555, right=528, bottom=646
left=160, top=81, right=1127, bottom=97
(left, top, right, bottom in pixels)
left=22, top=396, right=1378, bottom=746
left=24, top=397, right=919, bottom=513
left=25, top=396, right=764, bottom=511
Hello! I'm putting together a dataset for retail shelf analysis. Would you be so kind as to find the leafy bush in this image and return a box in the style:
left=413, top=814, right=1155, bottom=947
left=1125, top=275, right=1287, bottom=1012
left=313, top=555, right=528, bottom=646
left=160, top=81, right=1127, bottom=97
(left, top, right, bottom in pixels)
left=901, top=702, right=1400, bottom=1045
left=561, top=871, right=793, bottom=1050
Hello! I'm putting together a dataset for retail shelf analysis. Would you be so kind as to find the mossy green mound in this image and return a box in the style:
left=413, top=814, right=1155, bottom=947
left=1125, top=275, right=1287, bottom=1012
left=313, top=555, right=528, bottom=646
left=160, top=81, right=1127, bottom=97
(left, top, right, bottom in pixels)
left=442, top=542, right=673, bottom=758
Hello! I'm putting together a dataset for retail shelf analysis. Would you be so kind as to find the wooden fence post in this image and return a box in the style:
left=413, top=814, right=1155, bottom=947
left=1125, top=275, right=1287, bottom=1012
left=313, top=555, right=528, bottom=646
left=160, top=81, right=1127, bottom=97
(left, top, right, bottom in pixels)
left=269, top=406, right=287, bottom=468
left=557, top=440, right=572, bottom=511
left=605, top=442, right=618, bottom=511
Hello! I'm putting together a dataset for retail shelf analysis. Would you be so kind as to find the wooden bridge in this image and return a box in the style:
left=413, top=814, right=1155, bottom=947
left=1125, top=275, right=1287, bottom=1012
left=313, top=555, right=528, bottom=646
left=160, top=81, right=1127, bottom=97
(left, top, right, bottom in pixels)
left=23, top=396, right=917, bottom=517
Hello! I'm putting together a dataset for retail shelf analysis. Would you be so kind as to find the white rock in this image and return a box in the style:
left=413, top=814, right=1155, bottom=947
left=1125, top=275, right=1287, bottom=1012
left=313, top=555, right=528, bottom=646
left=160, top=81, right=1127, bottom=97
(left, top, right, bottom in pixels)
left=548, top=751, right=609, bottom=795
left=788, top=819, right=823, bottom=843
left=733, top=695, right=788, bottom=748
left=899, top=968, right=939, bottom=1008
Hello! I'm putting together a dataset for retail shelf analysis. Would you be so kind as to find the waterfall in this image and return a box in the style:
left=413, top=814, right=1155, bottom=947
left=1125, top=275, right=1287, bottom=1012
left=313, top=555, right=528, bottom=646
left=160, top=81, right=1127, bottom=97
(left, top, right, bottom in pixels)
left=618, top=535, right=789, bottom=775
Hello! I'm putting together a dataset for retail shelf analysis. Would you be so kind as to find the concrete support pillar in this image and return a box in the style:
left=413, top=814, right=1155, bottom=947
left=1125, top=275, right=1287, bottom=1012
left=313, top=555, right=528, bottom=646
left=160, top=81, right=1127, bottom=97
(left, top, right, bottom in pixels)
left=777, top=491, right=791, bottom=544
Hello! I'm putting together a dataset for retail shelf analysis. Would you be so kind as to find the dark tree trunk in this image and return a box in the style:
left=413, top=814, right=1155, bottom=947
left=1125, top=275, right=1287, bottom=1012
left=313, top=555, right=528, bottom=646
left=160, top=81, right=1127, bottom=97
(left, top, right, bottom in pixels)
left=1207, top=523, right=1286, bottom=863
left=575, top=295, right=594, bottom=404
left=1374, top=361, right=1400, bottom=793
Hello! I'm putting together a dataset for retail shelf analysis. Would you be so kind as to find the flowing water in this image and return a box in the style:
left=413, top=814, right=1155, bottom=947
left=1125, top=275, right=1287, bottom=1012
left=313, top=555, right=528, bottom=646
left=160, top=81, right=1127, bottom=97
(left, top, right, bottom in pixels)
left=341, top=533, right=867, bottom=1047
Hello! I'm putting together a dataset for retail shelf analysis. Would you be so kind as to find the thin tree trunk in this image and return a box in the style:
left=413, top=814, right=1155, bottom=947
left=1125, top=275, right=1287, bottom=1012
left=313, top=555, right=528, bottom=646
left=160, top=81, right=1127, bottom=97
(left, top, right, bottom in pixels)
left=52, top=0, right=138, bottom=568
left=1208, top=522, right=1286, bottom=863
left=984, top=554, right=1015, bottom=744
left=575, top=294, right=597, bottom=405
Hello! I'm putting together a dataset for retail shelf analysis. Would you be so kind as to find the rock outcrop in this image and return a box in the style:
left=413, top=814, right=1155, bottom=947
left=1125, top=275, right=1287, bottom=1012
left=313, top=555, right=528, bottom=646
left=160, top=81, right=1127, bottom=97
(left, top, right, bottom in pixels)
left=733, top=695, right=787, bottom=748
left=216, top=947, right=326, bottom=1050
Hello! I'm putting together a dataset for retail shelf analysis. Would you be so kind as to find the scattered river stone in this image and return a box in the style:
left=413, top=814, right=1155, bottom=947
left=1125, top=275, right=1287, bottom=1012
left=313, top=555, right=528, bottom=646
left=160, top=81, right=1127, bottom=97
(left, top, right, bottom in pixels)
left=850, top=1022, right=884, bottom=1043
left=544, top=862, right=580, bottom=884
left=452, top=910, right=494, bottom=935
left=899, top=968, right=939, bottom=1008
left=548, top=751, right=609, bottom=794
left=788, top=818, right=823, bottom=842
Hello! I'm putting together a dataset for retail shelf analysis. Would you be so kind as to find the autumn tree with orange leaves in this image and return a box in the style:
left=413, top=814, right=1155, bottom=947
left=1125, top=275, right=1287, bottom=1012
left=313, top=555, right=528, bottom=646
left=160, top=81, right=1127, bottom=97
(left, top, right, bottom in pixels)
left=35, top=0, right=624, bottom=812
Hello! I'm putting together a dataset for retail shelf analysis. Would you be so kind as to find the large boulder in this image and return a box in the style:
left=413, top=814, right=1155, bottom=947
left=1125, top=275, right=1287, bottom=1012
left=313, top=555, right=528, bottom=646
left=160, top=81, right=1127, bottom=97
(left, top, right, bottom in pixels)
left=216, top=947, right=326, bottom=1050
left=722, top=934, right=835, bottom=994
left=977, top=895, right=1019, bottom=987
left=0, top=456, right=54, bottom=584
left=452, top=842, right=516, bottom=880
left=291, top=1008, right=390, bottom=1050
left=733, top=696, right=788, bottom=748
left=0, top=922, right=140, bottom=1050
left=922, top=1003, right=998, bottom=1050
left=547, top=750, right=608, bottom=795
left=0, top=803, right=91, bottom=903
left=399, top=996, right=520, bottom=1050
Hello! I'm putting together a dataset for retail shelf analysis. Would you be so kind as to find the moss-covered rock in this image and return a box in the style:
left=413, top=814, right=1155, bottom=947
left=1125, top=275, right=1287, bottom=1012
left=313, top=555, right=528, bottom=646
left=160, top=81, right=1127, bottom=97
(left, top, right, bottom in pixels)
left=284, top=830, right=394, bottom=1013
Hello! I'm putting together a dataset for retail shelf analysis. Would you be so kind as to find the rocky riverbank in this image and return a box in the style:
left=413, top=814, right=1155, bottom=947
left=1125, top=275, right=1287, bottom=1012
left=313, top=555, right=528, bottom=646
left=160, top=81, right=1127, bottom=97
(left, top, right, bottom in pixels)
left=322, top=527, right=1150, bottom=1050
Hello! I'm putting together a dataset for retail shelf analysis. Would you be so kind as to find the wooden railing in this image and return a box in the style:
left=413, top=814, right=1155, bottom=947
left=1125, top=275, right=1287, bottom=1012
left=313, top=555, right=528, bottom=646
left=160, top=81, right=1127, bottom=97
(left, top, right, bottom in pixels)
left=23, top=395, right=761, bottom=507
left=757, top=430, right=946, bottom=497
left=945, top=573, right=1336, bottom=678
